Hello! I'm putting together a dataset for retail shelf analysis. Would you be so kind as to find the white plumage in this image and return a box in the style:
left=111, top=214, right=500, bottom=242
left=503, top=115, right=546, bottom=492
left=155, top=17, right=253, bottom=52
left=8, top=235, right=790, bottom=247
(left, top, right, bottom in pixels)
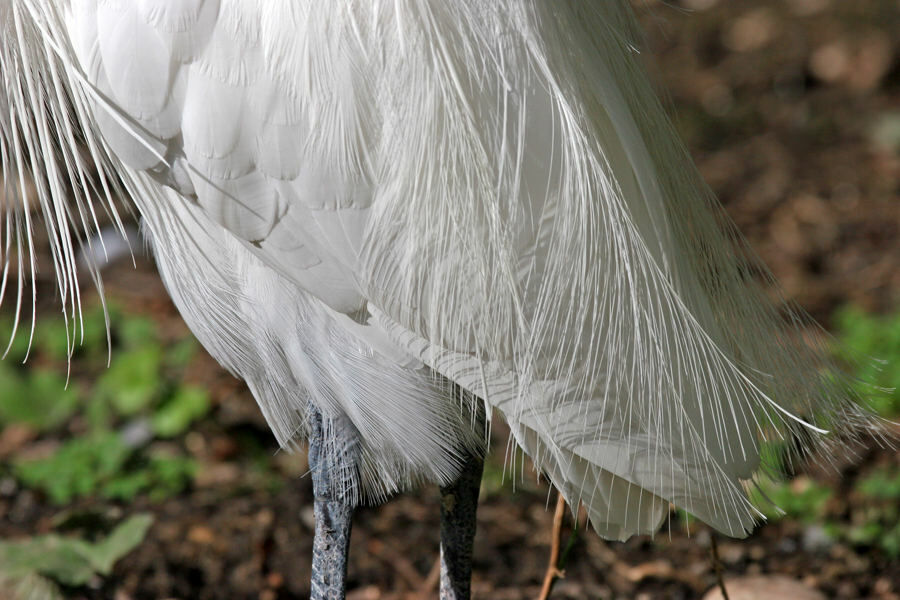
left=0, top=0, right=883, bottom=554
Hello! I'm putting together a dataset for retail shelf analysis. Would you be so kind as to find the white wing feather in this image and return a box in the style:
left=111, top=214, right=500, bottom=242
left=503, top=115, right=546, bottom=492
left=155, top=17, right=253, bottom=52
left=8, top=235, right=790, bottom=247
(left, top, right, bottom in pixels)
left=1, top=0, right=885, bottom=539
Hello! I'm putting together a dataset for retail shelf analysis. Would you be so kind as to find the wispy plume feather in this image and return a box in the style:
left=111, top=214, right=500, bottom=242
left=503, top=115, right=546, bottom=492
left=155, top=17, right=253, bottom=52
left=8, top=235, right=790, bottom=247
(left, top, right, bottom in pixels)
left=1, top=0, right=130, bottom=359
left=0, top=0, right=890, bottom=537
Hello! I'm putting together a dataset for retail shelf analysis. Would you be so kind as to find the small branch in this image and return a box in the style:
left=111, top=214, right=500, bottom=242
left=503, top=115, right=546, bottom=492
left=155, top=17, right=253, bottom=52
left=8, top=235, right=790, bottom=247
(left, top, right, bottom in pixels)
left=710, top=534, right=730, bottom=600
left=368, top=538, right=425, bottom=591
left=418, top=556, right=441, bottom=598
left=537, top=493, right=567, bottom=600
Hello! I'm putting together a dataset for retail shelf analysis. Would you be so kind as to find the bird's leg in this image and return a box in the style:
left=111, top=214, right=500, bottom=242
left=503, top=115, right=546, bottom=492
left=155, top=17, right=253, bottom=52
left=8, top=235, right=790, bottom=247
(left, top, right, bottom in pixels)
left=439, top=408, right=486, bottom=600
left=308, top=402, right=359, bottom=600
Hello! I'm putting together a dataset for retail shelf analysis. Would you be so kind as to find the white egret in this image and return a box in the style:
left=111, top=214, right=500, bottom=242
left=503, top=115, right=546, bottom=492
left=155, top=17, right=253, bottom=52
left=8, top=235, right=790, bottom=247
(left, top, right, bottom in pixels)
left=0, top=2, right=886, bottom=598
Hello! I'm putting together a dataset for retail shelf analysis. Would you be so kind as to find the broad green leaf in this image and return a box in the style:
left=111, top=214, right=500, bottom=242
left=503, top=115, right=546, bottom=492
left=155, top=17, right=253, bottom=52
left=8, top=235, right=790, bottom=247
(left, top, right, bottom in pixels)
left=0, top=367, right=79, bottom=431
left=83, top=513, right=154, bottom=574
left=0, top=536, right=96, bottom=586
left=0, top=514, right=153, bottom=587
left=117, top=317, right=156, bottom=348
left=97, top=346, right=163, bottom=416
left=152, top=386, right=209, bottom=437
left=0, top=370, right=79, bottom=431
left=0, top=571, right=65, bottom=600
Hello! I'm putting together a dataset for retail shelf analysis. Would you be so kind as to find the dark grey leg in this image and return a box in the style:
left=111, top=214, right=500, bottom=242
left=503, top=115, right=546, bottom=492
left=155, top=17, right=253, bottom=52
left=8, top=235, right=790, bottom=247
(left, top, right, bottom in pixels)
left=308, top=403, right=359, bottom=600
left=439, top=448, right=484, bottom=600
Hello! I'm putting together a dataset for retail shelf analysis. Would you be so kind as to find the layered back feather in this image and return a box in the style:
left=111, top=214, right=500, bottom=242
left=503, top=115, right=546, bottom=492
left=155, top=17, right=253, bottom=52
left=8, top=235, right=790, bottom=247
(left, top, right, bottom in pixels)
left=0, top=0, right=887, bottom=539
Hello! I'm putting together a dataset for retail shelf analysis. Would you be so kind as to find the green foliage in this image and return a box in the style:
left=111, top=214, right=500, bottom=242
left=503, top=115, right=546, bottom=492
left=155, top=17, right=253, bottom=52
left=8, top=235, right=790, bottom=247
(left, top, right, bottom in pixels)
left=479, top=455, right=509, bottom=498
left=1, top=305, right=111, bottom=364
left=14, top=433, right=132, bottom=504
left=166, top=338, right=198, bottom=368
left=100, top=453, right=197, bottom=502
left=844, top=518, right=900, bottom=557
left=116, top=314, right=156, bottom=348
left=832, top=305, right=900, bottom=416
left=745, top=306, right=900, bottom=556
left=0, top=571, right=64, bottom=600
left=0, top=513, right=153, bottom=587
left=32, top=318, right=79, bottom=362
left=856, top=467, right=900, bottom=500
left=14, top=432, right=197, bottom=504
left=91, top=312, right=163, bottom=421
left=0, top=364, right=79, bottom=432
left=0, top=318, right=33, bottom=364
left=841, top=467, right=900, bottom=557
left=96, top=346, right=164, bottom=417
left=750, top=475, right=833, bottom=523
left=1, top=302, right=207, bottom=503
left=0, top=313, right=83, bottom=433
left=152, top=386, right=209, bottom=438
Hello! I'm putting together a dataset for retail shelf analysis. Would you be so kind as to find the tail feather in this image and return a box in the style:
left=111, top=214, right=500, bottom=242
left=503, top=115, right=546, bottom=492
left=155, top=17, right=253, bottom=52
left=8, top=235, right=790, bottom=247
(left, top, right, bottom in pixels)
left=370, top=305, right=763, bottom=538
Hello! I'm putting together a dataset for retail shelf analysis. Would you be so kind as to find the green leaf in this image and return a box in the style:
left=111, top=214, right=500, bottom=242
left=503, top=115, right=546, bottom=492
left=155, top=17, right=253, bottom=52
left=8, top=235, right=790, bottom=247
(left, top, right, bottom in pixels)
left=84, top=513, right=154, bottom=575
left=856, top=468, right=900, bottom=500
left=0, top=316, right=33, bottom=363
left=846, top=521, right=882, bottom=546
left=832, top=306, right=900, bottom=417
left=97, top=346, right=163, bottom=416
left=117, top=316, right=156, bottom=349
left=881, top=522, right=900, bottom=557
left=151, top=386, right=209, bottom=437
left=33, top=318, right=76, bottom=361
left=145, top=454, right=196, bottom=500
left=0, top=363, right=29, bottom=419
left=750, top=475, right=833, bottom=522
left=165, top=338, right=197, bottom=368
left=99, top=471, right=151, bottom=502
left=0, top=571, right=65, bottom=600
left=0, top=514, right=152, bottom=588
left=84, top=392, right=116, bottom=431
left=76, top=305, right=112, bottom=355
left=0, top=367, right=79, bottom=431
left=14, top=433, right=131, bottom=504
left=0, top=536, right=97, bottom=586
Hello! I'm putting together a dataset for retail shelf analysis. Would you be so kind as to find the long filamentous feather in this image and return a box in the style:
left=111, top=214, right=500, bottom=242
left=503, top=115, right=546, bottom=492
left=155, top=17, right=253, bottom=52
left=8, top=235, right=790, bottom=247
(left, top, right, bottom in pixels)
left=0, top=0, right=890, bottom=538
left=1, top=0, right=128, bottom=356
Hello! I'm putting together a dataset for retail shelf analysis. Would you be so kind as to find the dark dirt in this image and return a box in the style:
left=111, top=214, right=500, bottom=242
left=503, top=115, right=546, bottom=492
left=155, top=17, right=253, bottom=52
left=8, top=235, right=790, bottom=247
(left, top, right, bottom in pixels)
left=1, top=0, right=899, bottom=598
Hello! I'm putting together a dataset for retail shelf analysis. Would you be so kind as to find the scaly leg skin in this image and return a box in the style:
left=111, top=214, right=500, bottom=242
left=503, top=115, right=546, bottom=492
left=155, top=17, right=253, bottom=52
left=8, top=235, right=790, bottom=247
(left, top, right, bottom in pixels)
left=439, top=448, right=485, bottom=600
left=308, top=403, right=359, bottom=600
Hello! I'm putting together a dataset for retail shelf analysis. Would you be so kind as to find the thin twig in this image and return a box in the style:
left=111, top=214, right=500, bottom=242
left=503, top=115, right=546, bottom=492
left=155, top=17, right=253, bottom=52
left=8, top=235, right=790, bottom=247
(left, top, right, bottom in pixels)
left=558, top=503, right=584, bottom=570
left=537, top=493, right=567, bottom=600
left=419, top=555, right=441, bottom=598
left=709, top=534, right=730, bottom=600
left=368, top=538, right=426, bottom=591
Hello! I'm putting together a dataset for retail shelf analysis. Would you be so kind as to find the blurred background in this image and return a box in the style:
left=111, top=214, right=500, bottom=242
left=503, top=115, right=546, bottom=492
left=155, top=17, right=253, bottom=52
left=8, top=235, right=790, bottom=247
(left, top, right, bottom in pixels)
left=0, top=0, right=898, bottom=598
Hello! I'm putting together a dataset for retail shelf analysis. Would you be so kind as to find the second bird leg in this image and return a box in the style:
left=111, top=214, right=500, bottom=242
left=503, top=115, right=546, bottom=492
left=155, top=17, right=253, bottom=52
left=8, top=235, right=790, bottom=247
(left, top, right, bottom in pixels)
left=439, top=403, right=486, bottom=600
left=308, top=403, right=360, bottom=600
